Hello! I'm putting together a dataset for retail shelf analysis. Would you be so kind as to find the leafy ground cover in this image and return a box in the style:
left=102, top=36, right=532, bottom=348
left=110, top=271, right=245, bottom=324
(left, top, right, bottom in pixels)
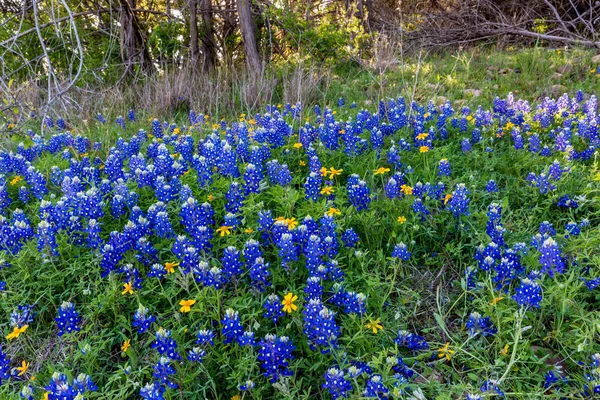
left=0, top=49, right=599, bottom=399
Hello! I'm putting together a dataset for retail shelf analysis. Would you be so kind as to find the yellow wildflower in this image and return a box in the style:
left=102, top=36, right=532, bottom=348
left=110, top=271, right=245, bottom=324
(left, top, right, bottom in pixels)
left=416, top=133, right=428, bottom=140
left=6, top=325, right=28, bottom=341
left=419, top=145, right=430, bottom=153
left=320, top=186, right=334, bottom=195
left=10, top=175, right=22, bottom=185
left=443, top=193, right=453, bottom=205
left=121, top=339, right=131, bottom=353
left=397, top=215, right=406, bottom=224
left=326, top=207, right=341, bottom=217
left=282, top=293, right=298, bottom=313
left=365, top=319, right=383, bottom=334
left=400, top=185, right=413, bottom=195
left=328, top=167, right=343, bottom=179
left=438, top=342, right=455, bottom=361
left=216, top=226, right=232, bottom=236
left=179, top=299, right=196, bottom=313
left=122, top=282, right=134, bottom=295
left=374, top=167, right=390, bottom=175
left=16, top=360, right=29, bottom=377
left=164, top=262, right=179, bottom=274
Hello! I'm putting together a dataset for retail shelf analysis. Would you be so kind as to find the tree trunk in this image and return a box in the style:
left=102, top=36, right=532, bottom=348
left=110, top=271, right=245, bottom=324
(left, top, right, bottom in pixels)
left=222, top=0, right=237, bottom=63
left=189, top=0, right=200, bottom=68
left=236, top=0, right=261, bottom=71
left=119, top=0, right=154, bottom=74
left=200, top=0, right=217, bottom=71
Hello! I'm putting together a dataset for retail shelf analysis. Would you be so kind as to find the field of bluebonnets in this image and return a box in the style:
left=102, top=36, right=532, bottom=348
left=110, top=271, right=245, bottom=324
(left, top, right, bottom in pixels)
left=1, top=56, right=600, bottom=400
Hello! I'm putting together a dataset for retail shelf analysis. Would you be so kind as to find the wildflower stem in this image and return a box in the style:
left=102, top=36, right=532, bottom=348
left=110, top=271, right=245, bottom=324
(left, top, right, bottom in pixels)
left=499, top=308, right=524, bottom=384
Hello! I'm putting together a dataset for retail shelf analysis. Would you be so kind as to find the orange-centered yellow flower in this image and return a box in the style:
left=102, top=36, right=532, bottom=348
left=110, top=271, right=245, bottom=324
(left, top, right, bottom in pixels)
left=122, top=282, right=134, bottom=295
left=164, top=262, right=179, bottom=274
left=121, top=338, right=131, bottom=353
left=320, top=186, right=334, bottom=195
left=328, top=167, right=343, bottom=179
left=419, top=145, right=430, bottom=153
left=416, top=133, right=429, bottom=140
left=326, top=207, right=341, bottom=217
left=299, top=160, right=306, bottom=166
left=397, top=215, right=406, bottom=224
left=16, top=360, right=29, bottom=376
left=293, top=142, right=303, bottom=149
left=400, top=185, right=413, bottom=195
left=216, top=226, right=232, bottom=236
left=365, top=319, right=383, bottom=334
left=438, top=342, right=455, bottom=361
left=374, top=167, right=390, bottom=175
left=244, top=228, right=254, bottom=234
left=320, top=167, right=329, bottom=176
left=443, top=193, right=453, bottom=205
left=282, top=292, right=298, bottom=313
left=207, top=194, right=214, bottom=202
left=6, top=325, right=28, bottom=340
left=179, top=299, right=196, bottom=313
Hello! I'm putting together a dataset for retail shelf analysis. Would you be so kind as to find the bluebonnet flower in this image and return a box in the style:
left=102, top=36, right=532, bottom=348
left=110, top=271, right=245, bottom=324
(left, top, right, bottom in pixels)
left=36, top=220, right=59, bottom=257
left=565, top=221, right=580, bottom=238
left=343, top=292, right=367, bottom=315
left=395, top=330, right=429, bottom=351
left=486, top=180, right=498, bottom=192
left=447, top=183, right=470, bottom=218
left=342, top=228, right=359, bottom=248
left=133, top=305, right=156, bottom=334
left=480, top=379, right=504, bottom=397
left=392, top=242, right=411, bottom=261
left=243, top=164, right=262, bottom=195
left=152, top=357, right=177, bottom=389
left=55, top=302, right=80, bottom=336
left=222, top=308, right=244, bottom=344
left=151, top=328, right=180, bottom=360
left=412, top=198, right=429, bottom=220
left=257, top=334, right=294, bottom=383
left=196, top=329, right=216, bottom=346
left=438, top=158, right=451, bottom=176
left=557, top=194, right=578, bottom=208
left=249, top=257, right=271, bottom=291
left=513, top=278, right=543, bottom=309
left=461, top=138, right=472, bottom=153
left=363, top=374, right=389, bottom=398
left=466, top=312, right=497, bottom=337
left=221, top=246, right=244, bottom=280
left=140, top=382, right=165, bottom=399
left=0, top=346, right=10, bottom=385
left=263, top=294, right=284, bottom=324
left=239, top=379, right=255, bottom=391
left=539, top=237, right=565, bottom=278
left=347, top=174, right=371, bottom=211
left=304, top=172, right=322, bottom=201
left=303, top=299, right=339, bottom=352
left=304, top=276, right=323, bottom=300
left=45, top=371, right=96, bottom=399
left=10, top=304, right=35, bottom=328
left=323, top=367, right=353, bottom=400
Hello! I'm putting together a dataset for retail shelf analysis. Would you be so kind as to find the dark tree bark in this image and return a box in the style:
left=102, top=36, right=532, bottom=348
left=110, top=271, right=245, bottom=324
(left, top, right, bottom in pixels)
left=119, top=0, right=154, bottom=74
left=189, top=0, right=200, bottom=67
left=236, top=0, right=261, bottom=71
left=200, top=0, right=217, bottom=71
left=222, top=0, right=237, bottom=62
